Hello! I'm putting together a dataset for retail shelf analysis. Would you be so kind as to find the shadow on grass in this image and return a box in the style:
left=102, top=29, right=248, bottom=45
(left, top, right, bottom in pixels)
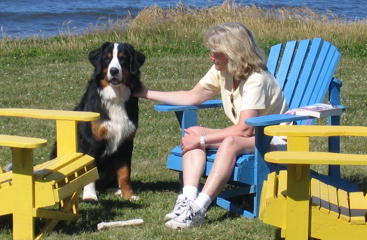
left=207, top=211, right=240, bottom=224
left=54, top=197, right=145, bottom=234
left=133, top=180, right=182, bottom=194
left=55, top=180, right=181, bottom=235
left=0, top=215, right=11, bottom=232
left=57, top=180, right=181, bottom=235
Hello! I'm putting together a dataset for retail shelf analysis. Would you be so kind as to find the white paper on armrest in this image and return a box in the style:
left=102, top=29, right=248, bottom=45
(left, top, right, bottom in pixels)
left=270, top=136, right=287, bottom=151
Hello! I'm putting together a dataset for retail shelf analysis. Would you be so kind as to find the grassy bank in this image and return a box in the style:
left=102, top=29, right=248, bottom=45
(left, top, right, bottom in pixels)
left=0, top=3, right=367, bottom=240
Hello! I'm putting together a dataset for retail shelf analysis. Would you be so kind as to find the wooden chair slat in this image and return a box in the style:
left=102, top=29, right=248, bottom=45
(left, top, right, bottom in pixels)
left=283, top=39, right=310, bottom=107
left=310, top=42, right=334, bottom=105
left=338, top=189, right=350, bottom=222
left=315, top=47, right=341, bottom=102
left=277, top=170, right=287, bottom=199
left=349, top=192, right=367, bottom=225
left=267, top=43, right=282, bottom=75
left=300, top=41, right=331, bottom=107
left=319, top=181, right=331, bottom=213
left=274, top=40, right=297, bottom=90
left=288, top=38, right=323, bottom=109
left=328, top=184, right=339, bottom=216
left=263, top=172, right=277, bottom=200
left=311, top=178, right=321, bottom=207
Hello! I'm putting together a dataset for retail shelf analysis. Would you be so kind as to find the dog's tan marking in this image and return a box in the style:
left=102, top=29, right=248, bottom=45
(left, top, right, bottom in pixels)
left=100, top=67, right=110, bottom=88
left=100, top=78, right=109, bottom=88
left=91, top=121, right=108, bottom=141
left=107, top=52, right=112, bottom=59
left=116, top=165, right=135, bottom=199
left=118, top=51, right=125, bottom=57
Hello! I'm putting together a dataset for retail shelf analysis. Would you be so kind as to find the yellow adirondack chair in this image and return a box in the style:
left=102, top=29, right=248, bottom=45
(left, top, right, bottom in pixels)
left=260, top=125, right=367, bottom=240
left=0, top=108, right=100, bottom=240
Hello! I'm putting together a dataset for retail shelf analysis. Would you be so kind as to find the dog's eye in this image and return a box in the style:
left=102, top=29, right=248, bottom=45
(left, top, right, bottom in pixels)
left=119, top=57, right=130, bottom=67
left=103, top=56, right=112, bottom=63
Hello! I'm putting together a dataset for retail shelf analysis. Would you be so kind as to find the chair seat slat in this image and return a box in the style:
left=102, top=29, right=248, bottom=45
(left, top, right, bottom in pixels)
left=349, top=192, right=367, bottom=225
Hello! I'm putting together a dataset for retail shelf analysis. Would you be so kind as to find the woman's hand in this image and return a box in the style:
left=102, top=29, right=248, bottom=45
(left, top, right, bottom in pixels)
left=181, top=128, right=201, bottom=154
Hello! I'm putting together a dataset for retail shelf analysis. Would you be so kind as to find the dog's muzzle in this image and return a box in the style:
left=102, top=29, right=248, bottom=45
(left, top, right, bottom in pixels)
left=108, top=67, right=123, bottom=85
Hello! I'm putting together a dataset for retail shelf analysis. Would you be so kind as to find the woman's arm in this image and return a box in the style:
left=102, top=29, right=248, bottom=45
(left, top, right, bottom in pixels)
left=134, top=82, right=216, bottom=106
left=181, top=109, right=259, bottom=153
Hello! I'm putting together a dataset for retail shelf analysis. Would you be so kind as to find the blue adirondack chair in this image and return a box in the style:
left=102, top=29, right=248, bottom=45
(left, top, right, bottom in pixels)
left=154, top=38, right=344, bottom=218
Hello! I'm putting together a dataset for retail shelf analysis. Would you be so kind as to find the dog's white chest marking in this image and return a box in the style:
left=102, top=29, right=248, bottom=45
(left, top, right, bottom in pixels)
left=99, top=85, right=136, bottom=155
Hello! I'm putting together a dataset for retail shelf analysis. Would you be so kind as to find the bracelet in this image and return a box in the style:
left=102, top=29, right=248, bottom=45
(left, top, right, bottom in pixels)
left=199, top=135, right=206, bottom=149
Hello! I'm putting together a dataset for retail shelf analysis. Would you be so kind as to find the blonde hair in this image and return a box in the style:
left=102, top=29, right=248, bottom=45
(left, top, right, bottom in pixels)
left=204, top=22, right=267, bottom=80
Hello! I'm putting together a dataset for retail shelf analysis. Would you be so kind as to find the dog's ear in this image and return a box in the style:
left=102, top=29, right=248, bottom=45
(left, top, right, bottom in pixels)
left=125, top=44, right=145, bottom=75
left=122, top=44, right=145, bottom=93
left=88, top=42, right=111, bottom=72
left=132, top=50, right=145, bottom=74
left=129, top=48, right=145, bottom=93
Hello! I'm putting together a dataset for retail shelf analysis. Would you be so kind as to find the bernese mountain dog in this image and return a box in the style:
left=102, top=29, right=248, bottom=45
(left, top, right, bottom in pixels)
left=76, top=42, right=145, bottom=201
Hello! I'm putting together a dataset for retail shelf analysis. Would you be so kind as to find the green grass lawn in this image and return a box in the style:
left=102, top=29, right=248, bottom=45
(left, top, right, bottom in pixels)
left=0, top=4, right=367, bottom=240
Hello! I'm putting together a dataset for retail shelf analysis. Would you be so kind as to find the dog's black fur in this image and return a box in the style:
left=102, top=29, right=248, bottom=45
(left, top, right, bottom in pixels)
left=73, top=42, right=145, bottom=199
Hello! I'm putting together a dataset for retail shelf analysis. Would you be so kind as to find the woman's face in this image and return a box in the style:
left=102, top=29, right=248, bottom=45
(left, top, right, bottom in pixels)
left=210, top=51, right=229, bottom=72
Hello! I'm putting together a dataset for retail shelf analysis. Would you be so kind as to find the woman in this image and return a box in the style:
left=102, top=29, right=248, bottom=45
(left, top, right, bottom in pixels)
left=135, top=22, right=288, bottom=229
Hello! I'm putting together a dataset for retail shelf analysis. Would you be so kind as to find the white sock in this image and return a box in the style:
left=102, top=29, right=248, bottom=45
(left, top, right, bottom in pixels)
left=182, top=185, right=198, bottom=201
left=194, top=192, right=212, bottom=212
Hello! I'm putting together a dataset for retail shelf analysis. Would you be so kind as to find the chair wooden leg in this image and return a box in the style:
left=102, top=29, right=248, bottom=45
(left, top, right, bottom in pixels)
left=12, top=148, right=35, bottom=240
left=35, top=191, right=80, bottom=240
left=284, top=136, right=310, bottom=240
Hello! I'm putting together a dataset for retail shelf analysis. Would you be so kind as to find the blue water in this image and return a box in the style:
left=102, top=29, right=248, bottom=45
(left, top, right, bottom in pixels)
left=0, top=0, right=366, bottom=39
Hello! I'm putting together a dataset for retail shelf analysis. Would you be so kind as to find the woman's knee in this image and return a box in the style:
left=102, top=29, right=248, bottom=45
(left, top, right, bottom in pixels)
left=217, top=136, right=238, bottom=158
left=219, top=136, right=254, bottom=154
left=221, top=136, right=237, bottom=148
left=214, top=137, right=238, bottom=166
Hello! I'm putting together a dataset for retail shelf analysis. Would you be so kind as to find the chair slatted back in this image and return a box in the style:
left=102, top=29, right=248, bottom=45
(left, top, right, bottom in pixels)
left=267, top=38, right=341, bottom=110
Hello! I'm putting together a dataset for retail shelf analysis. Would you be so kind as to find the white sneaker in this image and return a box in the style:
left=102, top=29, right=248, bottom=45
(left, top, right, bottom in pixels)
left=165, top=200, right=205, bottom=229
left=164, top=194, right=189, bottom=221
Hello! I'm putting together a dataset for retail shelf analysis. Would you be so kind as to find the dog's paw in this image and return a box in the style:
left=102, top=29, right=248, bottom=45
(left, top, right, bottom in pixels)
left=83, top=182, right=99, bottom=202
left=121, top=192, right=140, bottom=201
left=106, top=187, right=121, bottom=195
left=91, top=121, right=108, bottom=141
left=129, top=195, right=140, bottom=201
left=82, top=193, right=99, bottom=202
left=108, top=188, right=140, bottom=201
left=106, top=187, right=139, bottom=200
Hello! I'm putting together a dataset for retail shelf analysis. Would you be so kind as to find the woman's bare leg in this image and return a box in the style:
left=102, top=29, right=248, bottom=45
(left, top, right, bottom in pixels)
left=201, top=135, right=255, bottom=199
left=182, top=126, right=221, bottom=188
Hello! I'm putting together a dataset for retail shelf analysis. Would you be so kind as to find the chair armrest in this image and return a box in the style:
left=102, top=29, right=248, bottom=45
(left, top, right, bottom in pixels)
left=154, top=100, right=222, bottom=135
left=246, top=114, right=314, bottom=127
left=0, top=108, right=99, bottom=157
left=264, top=125, right=367, bottom=137
left=265, top=151, right=367, bottom=166
left=246, top=103, right=345, bottom=127
left=0, top=134, right=47, bottom=149
left=154, top=99, right=222, bottom=112
left=264, top=125, right=367, bottom=178
left=0, top=108, right=99, bottom=121
left=0, top=135, right=47, bottom=175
